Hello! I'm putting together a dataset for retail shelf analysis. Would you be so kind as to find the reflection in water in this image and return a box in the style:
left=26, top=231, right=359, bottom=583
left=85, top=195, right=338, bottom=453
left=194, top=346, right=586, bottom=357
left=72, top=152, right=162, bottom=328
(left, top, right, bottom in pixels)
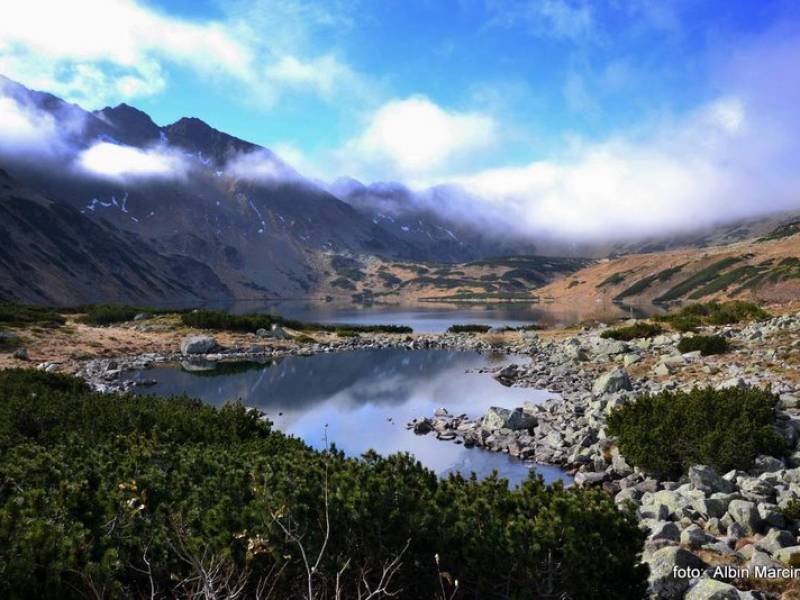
left=134, top=349, right=569, bottom=486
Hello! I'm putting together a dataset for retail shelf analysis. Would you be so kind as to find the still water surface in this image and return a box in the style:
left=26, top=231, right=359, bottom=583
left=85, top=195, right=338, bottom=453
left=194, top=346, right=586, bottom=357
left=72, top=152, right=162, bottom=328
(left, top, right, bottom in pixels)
left=134, top=349, right=570, bottom=486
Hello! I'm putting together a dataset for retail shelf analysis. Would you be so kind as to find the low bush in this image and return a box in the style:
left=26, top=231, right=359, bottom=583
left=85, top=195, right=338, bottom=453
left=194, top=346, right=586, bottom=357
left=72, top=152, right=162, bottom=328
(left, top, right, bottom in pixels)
left=677, top=335, right=730, bottom=356
left=607, top=386, right=784, bottom=480
left=600, top=322, right=662, bottom=341
left=77, top=303, right=141, bottom=325
left=0, top=370, right=648, bottom=599
left=655, top=301, right=768, bottom=330
left=0, top=329, right=20, bottom=350
left=181, top=310, right=413, bottom=335
left=666, top=315, right=702, bottom=332
left=447, top=324, right=492, bottom=333
left=0, top=302, right=65, bottom=328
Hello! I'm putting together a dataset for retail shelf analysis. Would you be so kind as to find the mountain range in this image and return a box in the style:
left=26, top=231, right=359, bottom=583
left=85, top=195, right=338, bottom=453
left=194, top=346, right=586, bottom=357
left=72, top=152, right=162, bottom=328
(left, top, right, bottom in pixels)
left=1, top=75, right=799, bottom=306
left=0, top=76, right=559, bottom=305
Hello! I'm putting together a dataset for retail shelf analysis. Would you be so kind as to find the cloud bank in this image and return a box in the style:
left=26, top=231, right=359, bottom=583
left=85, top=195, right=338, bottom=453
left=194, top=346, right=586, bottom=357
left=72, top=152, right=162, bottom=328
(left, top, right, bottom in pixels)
left=335, top=26, right=800, bottom=242
left=0, top=0, right=365, bottom=109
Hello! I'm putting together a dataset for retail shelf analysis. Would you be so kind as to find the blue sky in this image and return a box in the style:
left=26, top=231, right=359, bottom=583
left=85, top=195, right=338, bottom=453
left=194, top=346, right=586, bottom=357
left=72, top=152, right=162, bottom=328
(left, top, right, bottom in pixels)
left=2, top=1, right=800, bottom=238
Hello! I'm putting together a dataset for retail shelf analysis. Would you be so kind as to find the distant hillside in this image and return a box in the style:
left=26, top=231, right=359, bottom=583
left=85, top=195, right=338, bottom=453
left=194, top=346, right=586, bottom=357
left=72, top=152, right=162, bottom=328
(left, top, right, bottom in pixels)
left=311, top=254, right=592, bottom=303
left=538, top=223, right=800, bottom=310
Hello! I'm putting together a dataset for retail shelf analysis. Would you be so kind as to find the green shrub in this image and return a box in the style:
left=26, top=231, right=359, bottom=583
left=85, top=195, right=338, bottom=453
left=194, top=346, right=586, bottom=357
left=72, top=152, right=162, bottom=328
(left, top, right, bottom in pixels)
left=779, top=499, right=800, bottom=521
left=0, top=330, right=20, bottom=350
left=0, top=303, right=65, bottom=328
left=677, top=335, right=730, bottom=356
left=336, top=329, right=359, bottom=337
left=607, top=386, right=784, bottom=480
left=655, top=257, right=743, bottom=301
left=600, top=322, right=662, bottom=341
left=77, top=304, right=141, bottom=325
left=447, top=324, right=492, bottom=333
left=181, top=310, right=412, bottom=335
left=0, top=370, right=648, bottom=599
left=667, top=315, right=701, bottom=332
left=654, top=301, right=769, bottom=330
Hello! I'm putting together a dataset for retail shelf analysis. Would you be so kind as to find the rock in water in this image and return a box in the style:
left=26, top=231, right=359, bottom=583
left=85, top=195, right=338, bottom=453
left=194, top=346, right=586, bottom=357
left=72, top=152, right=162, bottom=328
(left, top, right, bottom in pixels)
left=592, top=367, right=632, bottom=395
left=482, top=407, right=512, bottom=430
left=180, top=335, right=218, bottom=355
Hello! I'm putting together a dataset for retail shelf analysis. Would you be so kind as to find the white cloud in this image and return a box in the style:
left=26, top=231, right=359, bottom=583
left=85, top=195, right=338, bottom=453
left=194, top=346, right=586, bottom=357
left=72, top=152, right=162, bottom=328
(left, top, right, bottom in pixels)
left=223, top=149, right=300, bottom=184
left=264, top=54, right=364, bottom=100
left=439, top=92, right=797, bottom=240
left=344, top=96, right=496, bottom=175
left=0, top=0, right=364, bottom=109
left=487, top=0, right=595, bottom=41
left=0, top=95, right=60, bottom=154
left=76, top=142, right=188, bottom=180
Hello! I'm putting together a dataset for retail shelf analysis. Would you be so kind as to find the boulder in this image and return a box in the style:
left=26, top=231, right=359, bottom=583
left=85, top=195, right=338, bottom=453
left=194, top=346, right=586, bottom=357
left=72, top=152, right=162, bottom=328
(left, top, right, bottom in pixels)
left=574, top=471, right=607, bottom=487
left=482, top=407, right=512, bottom=430
left=680, top=524, right=717, bottom=548
left=506, top=408, right=538, bottom=430
left=623, top=353, right=641, bottom=367
left=685, top=578, right=741, bottom=600
left=752, top=455, right=784, bottom=475
left=728, top=500, right=762, bottom=535
left=413, top=419, right=434, bottom=435
left=689, top=465, right=735, bottom=494
left=756, top=528, right=795, bottom=555
left=653, top=362, right=672, bottom=376
left=180, top=335, right=217, bottom=355
left=482, top=407, right=536, bottom=431
left=648, top=520, right=681, bottom=542
left=647, top=547, right=706, bottom=599
left=592, top=368, right=632, bottom=395
left=775, top=545, right=800, bottom=566
left=12, top=347, right=28, bottom=360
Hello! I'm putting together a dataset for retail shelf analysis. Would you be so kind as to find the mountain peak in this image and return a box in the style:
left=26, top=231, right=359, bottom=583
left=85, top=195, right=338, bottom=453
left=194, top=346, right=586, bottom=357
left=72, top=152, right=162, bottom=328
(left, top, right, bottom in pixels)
left=95, top=103, right=162, bottom=146
left=163, top=116, right=258, bottom=163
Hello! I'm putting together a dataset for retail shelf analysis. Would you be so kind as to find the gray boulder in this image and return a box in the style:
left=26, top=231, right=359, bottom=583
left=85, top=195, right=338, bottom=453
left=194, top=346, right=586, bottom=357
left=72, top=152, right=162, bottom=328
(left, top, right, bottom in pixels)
left=647, top=546, right=706, bottom=599
left=482, top=407, right=537, bottom=431
left=680, top=524, right=717, bottom=548
left=728, top=500, right=762, bottom=535
left=689, top=465, right=735, bottom=494
left=506, top=407, right=538, bottom=430
left=482, top=407, right=511, bottom=430
left=592, top=368, right=632, bottom=395
left=775, top=545, right=800, bottom=566
left=180, top=335, right=218, bottom=355
left=685, top=578, right=741, bottom=600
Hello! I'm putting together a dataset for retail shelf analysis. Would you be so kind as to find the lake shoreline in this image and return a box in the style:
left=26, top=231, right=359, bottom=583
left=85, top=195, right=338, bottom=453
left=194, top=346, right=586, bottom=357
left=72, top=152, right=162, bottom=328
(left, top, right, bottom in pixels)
left=9, top=306, right=800, bottom=597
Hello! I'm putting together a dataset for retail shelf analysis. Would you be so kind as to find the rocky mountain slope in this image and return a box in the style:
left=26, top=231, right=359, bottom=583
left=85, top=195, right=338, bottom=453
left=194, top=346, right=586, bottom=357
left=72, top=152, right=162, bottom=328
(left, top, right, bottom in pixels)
left=0, top=168, right=230, bottom=304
